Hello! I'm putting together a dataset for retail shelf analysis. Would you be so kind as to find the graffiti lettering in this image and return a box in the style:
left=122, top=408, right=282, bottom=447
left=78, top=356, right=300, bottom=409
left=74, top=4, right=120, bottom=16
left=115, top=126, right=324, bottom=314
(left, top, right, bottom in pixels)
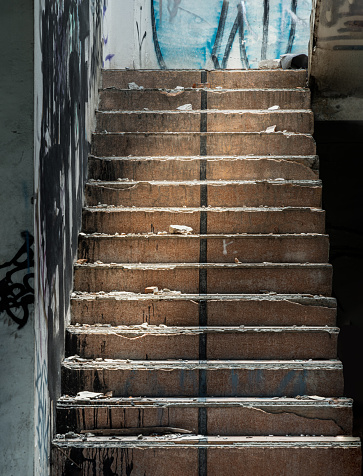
left=0, top=231, right=34, bottom=329
left=151, top=0, right=312, bottom=70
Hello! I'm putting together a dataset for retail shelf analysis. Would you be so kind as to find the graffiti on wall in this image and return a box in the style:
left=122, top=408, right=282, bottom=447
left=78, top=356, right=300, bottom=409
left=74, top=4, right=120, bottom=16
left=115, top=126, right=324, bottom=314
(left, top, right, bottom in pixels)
left=0, top=231, right=34, bottom=329
left=151, top=0, right=312, bottom=69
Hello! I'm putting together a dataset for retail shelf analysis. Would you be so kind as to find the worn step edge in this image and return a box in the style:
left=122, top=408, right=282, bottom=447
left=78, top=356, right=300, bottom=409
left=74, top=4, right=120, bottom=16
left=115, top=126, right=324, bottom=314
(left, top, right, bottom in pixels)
left=57, top=396, right=352, bottom=408
left=92, top=131, right=313, bottom=138
left=84, top=206, right=324, bottom=212
left=70, top=292, right=336, bottom=307
left=89, top=154, right=319, bottom=160
left=86, top=179, right=321, bottom=186
left=79, top=232, right=328, bottom=237
left=100, top=87, right=310, bottom=93
left=96, top=108, right=313, bottom=114
left=73, top=262, right=332, bottom=270
left=52, top=435, right=361, bottom=448
left=62, top=359, right=343, bottom=371
left=66, top=325, right=339, bottom=336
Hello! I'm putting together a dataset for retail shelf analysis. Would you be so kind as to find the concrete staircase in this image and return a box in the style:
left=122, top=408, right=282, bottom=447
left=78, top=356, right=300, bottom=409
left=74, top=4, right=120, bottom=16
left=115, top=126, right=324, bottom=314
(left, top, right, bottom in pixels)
left=52, top=70, right=362, bottom=475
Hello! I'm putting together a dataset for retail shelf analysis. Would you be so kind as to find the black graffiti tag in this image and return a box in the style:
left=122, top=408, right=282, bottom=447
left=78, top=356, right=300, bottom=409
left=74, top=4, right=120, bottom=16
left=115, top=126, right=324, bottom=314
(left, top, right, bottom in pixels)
left=0, top=231, right=34, bottom=329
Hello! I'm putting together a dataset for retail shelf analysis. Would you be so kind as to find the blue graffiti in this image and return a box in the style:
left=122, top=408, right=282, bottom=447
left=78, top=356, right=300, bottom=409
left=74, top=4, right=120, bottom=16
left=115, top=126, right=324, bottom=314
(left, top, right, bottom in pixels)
left=152, top=0, right=312, bottom=69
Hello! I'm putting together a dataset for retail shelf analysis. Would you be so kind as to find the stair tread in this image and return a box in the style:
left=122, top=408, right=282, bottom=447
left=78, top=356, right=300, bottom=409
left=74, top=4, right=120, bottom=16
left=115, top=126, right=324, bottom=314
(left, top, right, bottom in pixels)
left=89, top=154, right=318, bottom=160
left=101, top=87, right=310, bottom=92
left=57, top=395, right=351, bottom=407
left=52, top=434, right=361, bottom=447
left=79, top=232, right=328, bottom=238
left=87, top=179, right=321, bottom=185
left=93, top=130, right=312, bottom=136
left=74, top=262, right=331, bottom=269
left=85, top=205, right=323, bottom=211
left=97, top=108, right=312, bottom=114
left=62, top=359, right=343, bottom=370
left=71, top=292, right=336, bottom=305
left=67, top=325, right=339, bottom=334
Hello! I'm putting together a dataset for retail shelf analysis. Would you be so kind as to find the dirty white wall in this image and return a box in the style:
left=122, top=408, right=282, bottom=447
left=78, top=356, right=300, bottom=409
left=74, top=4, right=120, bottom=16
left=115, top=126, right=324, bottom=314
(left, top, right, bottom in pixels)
left=103, top=0, right=312, bottom=70
left=310, top=0, right=363, bottom=119
left=0, top=1, right=35, bottom=475
left=310, top=0, right=363, bottom=434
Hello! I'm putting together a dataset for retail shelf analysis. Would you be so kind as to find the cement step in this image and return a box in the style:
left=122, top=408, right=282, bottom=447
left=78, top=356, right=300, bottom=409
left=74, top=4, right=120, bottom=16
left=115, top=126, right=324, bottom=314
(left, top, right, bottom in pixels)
left=101, top=69, right=308, bottom=90
left=96, top=109, right=314, bottom=134
left=61, top=359, right=344, bottom=397
left=85, top=179, right=321, bottom=208
left=78, top=233, right=329, bottom=264
left=91, top=131, right=316, bottom=157
left=51, top=436, right=361, bottom=476
left=66, top=325, right=338, bottom=360
left=70, top=293, right=337, bottom=327
left=56, top=396, right=352, bottom=436
left=99, top=88, right=311, bottom=112
left=88, top=155, right=319, bottom=181
left=73, top=262, right=332, bottom=295
left=82, top=206, right=326, bottom=235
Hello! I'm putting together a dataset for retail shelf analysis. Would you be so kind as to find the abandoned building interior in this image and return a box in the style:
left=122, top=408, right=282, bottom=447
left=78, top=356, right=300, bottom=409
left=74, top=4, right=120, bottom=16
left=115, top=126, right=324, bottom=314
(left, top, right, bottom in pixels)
left=1, top=0, right=363, bottom=474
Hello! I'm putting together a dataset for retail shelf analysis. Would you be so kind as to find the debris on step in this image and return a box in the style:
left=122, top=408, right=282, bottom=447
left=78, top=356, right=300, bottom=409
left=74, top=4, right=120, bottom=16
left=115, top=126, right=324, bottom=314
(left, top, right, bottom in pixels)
left=235, top=258, right=242, bottom=264
left=268, top=105, right=280, bottom=110
left=280, top=53, right=308, bottom=70
left=169, top=224, right=193, bottom=234
left=258, top=59, right=281, bottom=69
left=265, top=125, right=277, bottom=133
left=128, top=82, right=144, bottom=90
left=76, top=259, right=88, bottom=264
left=176, top=103, right=193, bottom=111
left=75, top=391, right=104, bottom=400
left=145, top=286, right=159, bottom=294
left=80, top=427, right=193, bottom=436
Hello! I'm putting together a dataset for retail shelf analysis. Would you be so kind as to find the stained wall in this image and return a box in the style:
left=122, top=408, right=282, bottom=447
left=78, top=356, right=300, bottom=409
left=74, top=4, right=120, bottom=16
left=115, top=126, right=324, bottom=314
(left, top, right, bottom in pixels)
left=33, top=0, right=104, bottom=473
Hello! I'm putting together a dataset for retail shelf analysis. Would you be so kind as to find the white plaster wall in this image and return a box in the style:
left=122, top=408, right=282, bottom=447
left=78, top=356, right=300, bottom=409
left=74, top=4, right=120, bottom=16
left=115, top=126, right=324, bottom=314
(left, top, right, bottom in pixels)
left=0, top=1, right=35, bottom=475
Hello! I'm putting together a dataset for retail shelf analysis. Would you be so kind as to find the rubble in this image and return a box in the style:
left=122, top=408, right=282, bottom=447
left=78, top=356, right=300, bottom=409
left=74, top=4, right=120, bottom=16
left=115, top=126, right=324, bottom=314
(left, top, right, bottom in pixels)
left=176, top=104, right=193, bottom=111
left=169, top=224, right=193, bottom=234
left=128, top=82, right=144, bottom=90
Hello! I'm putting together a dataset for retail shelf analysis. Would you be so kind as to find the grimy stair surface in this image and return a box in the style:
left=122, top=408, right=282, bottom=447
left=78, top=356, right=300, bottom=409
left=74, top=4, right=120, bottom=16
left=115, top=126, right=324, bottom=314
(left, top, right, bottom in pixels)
left=53, top=70, right=361, bottom=475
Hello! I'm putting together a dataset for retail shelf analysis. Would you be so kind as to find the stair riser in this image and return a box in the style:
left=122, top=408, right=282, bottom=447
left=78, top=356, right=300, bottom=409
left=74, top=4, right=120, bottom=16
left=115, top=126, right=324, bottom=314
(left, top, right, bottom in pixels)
left=56, top=404, right=351, bottom=436
left=73, top=266, right=332, bottom=295
left=99, top=89, right=311, bottom=111
left=85, top=182, right=321, bottom=208
left=62, top=366, right=343, bottom=397
left=88, top=157, right=319, bottom=181
left=82, top=209, right=326, bottom=235
left=96, top=111, right=313, bottom=134
left=71, top=298, right=336, bottom=327
left=51, top=444, right=361, bottom=476
left=66, top=330, right=337, bottom=360
left=91, top=132, right=316, bottom=157
left=101, top=69, right=308, bottom=89
left=78, top=235, right=329, bottom=264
